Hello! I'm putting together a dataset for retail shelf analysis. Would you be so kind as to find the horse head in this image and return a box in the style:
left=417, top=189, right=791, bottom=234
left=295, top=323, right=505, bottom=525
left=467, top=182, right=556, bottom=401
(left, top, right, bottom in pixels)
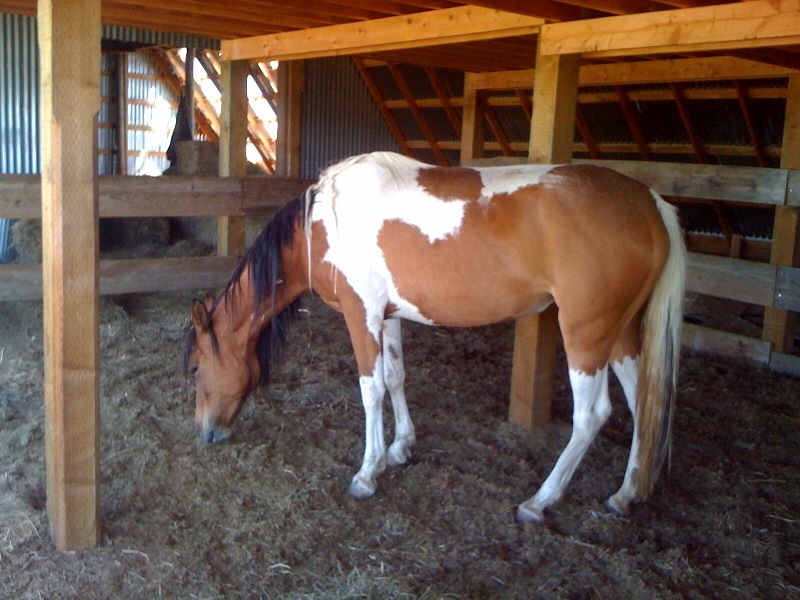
left=184, top=296, right=262, bottom=444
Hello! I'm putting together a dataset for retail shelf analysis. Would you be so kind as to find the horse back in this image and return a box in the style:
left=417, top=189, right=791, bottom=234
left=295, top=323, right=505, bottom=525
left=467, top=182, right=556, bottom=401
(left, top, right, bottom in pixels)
left=312, top=156, right=670, bottom=328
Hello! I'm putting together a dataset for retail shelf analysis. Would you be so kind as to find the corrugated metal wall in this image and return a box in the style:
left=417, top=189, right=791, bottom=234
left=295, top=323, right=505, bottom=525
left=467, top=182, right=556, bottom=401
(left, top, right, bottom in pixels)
left=300, top=57, right=401, bottom=178
left=0, top=14, right=39, bottom=261
left=0, top=13, right=218, bottom=261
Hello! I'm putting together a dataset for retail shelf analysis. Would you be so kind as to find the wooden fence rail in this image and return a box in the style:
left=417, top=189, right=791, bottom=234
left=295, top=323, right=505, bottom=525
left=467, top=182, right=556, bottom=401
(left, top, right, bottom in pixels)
left=0, top=175, right=311, bottom=300
left=1, top=165, right=798, bottom=372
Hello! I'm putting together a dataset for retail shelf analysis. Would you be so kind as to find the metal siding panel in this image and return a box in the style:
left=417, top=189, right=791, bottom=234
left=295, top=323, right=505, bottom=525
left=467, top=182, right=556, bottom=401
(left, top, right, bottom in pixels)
left=0, top=14, right=39, bottom=261
left=300, top=57, right=401, bottom=179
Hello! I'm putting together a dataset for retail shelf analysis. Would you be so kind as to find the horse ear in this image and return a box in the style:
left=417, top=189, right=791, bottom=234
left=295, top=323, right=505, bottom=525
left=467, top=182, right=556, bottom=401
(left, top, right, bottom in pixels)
left=191, top=298, right=211, bottom=333
left=203, top=293, right=215, bottom=310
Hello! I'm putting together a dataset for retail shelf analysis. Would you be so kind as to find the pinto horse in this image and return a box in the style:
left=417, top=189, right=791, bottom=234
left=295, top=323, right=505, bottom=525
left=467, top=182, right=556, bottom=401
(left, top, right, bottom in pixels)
left=183, top=152, right=685, bottom=522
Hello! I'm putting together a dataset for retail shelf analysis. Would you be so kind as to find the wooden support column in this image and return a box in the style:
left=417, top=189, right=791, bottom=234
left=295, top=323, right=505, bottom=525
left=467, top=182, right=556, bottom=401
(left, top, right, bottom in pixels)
left=510, top=50, right=580, bottom=428
left=218, top=59, right=249, bottom=256
left=460, top=73, right=485, bottom=163
left=763, top=74, right=800, bottom=352
left=276, top=61, right=303, bottom=178
left=38, top=0, right=101, bottom=550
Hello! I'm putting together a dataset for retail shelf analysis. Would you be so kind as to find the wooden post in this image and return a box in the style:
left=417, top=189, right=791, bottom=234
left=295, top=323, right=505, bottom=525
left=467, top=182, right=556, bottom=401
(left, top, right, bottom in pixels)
left=460, top=73, right=485, bottom=163
left=763, top=74, right=800, bottom=352
left=509, top=50, right=580, bottom=428
left=218, top=59, right=249, bottom=256
left=276, top=61, right=304, bottom=178
left=38, top=0, right=102, bottom=550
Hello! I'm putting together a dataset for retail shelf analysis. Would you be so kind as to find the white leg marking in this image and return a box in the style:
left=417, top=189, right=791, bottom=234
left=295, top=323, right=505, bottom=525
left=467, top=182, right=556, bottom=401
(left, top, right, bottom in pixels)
left=607, top=355, right=641, bottom=515
left=348, top=362, right=388, bottom=500
left=517, top=366, right=612, bottom=522
left=382, top=319, right=416, bottom=467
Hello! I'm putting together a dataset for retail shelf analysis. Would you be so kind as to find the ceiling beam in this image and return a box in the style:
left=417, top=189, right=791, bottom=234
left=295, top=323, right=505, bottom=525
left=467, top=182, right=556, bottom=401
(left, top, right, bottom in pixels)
left=539, top=0, right=800, bottom=58
left=220, top=6, right=544, bottom=62
left=465, top=56, right=797, bottom=91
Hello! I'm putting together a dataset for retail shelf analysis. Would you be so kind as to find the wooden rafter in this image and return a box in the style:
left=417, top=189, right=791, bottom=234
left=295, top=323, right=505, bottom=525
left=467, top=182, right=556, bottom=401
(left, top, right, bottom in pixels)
left=386, top=62, right=449, bottom=165
left=424, top=66, right=461, bottom=139
left=670, top=82, right=707, bottom=164
left=734, top=79, right=769, bottom=168
left=199, top=51, right=277, bottom=172
left=574, top=103, right=600, bottom=159
left=352, top=58, right=413, bottom=156
left=149, top=49, right=218, bottom=141
left=615, top=85, right=652, bottom=161
left=483, top=101, right=512, bottom=156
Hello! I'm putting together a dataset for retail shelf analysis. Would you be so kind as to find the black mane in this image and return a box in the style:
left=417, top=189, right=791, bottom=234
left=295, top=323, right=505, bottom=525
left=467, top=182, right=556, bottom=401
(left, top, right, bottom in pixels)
left=182, top=193, right=309, bottom=385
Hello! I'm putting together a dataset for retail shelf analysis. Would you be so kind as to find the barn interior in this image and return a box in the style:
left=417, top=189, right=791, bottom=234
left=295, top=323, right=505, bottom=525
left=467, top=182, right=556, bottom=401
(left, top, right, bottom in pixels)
left=0, top=3, right=799, bottom=592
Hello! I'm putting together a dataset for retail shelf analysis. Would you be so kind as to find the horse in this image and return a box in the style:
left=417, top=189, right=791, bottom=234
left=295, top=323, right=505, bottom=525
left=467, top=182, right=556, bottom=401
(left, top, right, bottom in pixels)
left=182, top=151, right=685, bottom=522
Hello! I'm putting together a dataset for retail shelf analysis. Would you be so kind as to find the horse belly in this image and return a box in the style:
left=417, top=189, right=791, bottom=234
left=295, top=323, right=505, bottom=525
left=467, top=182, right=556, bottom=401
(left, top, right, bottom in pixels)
left=379, top=220, right=552, bottom=327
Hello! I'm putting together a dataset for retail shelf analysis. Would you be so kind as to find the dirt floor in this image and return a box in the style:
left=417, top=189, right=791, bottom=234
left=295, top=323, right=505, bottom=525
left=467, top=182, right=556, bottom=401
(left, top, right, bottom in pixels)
left=1, top=291, right=799, bottom=599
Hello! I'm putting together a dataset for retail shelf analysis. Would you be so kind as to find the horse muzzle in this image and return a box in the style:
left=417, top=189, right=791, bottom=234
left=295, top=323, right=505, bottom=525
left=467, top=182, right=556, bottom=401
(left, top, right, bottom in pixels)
left=196, top=414, right=233, bottom=444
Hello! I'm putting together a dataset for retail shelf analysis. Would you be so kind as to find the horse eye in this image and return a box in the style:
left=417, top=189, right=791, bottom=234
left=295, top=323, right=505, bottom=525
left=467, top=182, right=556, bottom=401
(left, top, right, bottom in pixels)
left=189, top=365, right=198, bottom=375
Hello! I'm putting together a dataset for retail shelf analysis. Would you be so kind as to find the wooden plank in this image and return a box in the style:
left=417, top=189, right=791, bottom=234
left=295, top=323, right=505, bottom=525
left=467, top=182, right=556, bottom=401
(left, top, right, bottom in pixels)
left=0, top=175, right=313, bottom=219
left=682, top=323, right=772, bottom=364
left=686, top=252, right=777, bottom=306
left=574, top=160, right=789, bottom=205
left=775, top=265, right=800, bottom=312
left=221, top=7, right=544, bottom=62
left=0, top=256, right=238, bottom=301
left=465, top=57, right=798, bottom=92
left=540, top=0, right=800, bottom=58
left=39, top=0, right=101, bottom=551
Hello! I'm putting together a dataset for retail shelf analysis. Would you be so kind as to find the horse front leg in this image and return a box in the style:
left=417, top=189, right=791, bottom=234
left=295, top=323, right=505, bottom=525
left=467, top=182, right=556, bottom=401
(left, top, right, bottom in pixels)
left=382, top=318, right=416, bottom=468
left=340, top=302, right=389, bottom=500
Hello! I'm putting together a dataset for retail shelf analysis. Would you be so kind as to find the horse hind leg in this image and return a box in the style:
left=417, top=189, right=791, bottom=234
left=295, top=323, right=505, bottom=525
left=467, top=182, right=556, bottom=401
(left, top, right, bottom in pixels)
left=606, top=352, right=642, bottom=516
left=517, top=363, right=612, bottom=522
left=382, top=318, right=416, bottom=468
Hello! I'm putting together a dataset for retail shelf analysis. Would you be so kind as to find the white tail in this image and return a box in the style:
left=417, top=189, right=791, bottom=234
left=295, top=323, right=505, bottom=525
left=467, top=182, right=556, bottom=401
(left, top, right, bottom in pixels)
left=635, top=192, right=686, bottom=499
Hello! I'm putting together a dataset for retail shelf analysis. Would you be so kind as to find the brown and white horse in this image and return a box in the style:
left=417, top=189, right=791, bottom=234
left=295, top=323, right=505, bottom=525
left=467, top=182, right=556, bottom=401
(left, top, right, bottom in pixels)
left=183, top=152, right=685, bottom=521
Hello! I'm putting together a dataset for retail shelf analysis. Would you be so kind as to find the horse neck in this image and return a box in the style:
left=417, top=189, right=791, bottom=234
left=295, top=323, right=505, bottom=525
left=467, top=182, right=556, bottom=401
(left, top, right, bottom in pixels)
left=212, top=268, right=264, bottom=347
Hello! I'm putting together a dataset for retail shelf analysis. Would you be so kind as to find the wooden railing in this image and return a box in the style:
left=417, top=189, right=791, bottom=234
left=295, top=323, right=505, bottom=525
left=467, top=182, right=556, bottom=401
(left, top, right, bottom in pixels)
left=1, top=165, right=798, bottom=372
left=0, top=175, right=312, bottom=301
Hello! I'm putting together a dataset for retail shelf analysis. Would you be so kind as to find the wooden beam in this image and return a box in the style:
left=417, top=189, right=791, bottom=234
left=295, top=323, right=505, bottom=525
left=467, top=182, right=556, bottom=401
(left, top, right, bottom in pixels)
left=38, top=0, right=101, bottom=551
left=0, top=175, right=313, bottom=219
left=465, top=57, right=797, bottom=92
left=0, top=256, right=239, bottom=301
left=220, top=6, right=544, bottom=62
left=218, top=60, right=249, bottom=257
left=539, top=0, right=800, bottom=58
left=511, top=48, right=580, bottom=428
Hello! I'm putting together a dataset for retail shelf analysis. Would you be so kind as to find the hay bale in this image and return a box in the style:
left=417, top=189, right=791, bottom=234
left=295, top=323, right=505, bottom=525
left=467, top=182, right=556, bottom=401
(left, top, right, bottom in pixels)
left=0, top=493, right=41, bottom=555
left=100, top=217, right=170, bottom=252
left=10, top=220, right=41, bottom=264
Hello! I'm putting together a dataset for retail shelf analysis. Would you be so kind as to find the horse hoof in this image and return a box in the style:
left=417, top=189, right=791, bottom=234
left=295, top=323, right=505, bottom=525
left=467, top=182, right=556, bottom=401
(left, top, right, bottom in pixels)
left=604, top=495, right=632, bottom=517
left=347, top=477, right=376, bottom=500
left=386, top=443, right=411, bottom=468
left=516, top=501, right=546, bottom=523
